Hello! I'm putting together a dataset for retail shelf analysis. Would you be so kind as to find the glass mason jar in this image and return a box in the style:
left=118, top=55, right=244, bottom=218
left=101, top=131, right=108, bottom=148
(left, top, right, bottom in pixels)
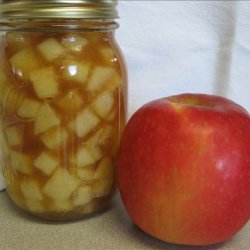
left=0, top=0, right=127, bottom=220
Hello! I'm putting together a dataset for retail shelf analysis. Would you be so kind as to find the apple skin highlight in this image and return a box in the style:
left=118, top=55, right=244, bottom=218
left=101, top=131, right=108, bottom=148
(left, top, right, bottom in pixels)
left=118, top=93, right=250, bottom=246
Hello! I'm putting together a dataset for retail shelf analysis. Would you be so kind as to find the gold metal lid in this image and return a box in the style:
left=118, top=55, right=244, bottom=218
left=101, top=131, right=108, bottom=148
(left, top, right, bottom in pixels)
left=0, top=0, right=119, bottom=19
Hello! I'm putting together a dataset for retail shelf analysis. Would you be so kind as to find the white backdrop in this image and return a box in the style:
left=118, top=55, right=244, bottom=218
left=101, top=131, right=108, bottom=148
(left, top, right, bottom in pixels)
left=116, top=1, right=250, bottom=118
left=1, top=1, right=250, bottom=190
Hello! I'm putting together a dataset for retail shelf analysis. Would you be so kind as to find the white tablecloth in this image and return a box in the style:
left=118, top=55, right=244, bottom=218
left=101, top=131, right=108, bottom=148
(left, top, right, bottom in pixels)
left=1, top=1, right=250, bottom=190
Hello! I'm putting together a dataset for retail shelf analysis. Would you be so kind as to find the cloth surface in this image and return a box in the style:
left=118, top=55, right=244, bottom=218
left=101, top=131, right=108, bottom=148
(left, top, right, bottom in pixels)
left=116, top=1, right=250, bottom=117
left=1, top=1, right=250, bottom=190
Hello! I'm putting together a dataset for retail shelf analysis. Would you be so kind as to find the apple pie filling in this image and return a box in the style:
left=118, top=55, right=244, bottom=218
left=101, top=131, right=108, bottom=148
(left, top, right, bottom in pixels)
left=0, top=31, right=126, bottom=220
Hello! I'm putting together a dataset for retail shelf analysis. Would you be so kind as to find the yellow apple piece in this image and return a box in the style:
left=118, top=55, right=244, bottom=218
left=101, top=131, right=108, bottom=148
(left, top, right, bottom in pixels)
left=5, top=126, right=23, bottom=146
left=56, top=90, right=83, bottom=113
left=62, top=60, right=90, bottom=84
left=82, top=200, right=99, bottom=214
left=76, top=167, right=95, bottom=181
left=34, top=152, right=59, bottom=175
left=17, top=97, right=41, bottom=119
left=25, top=199, right=44, bottom=213
left=99, top=124, right=114, bottom=146
left=42, top=168, right=81, bottom=200
left=10, top=48, right=41, bottom=79
left=0, top=69, right=23, bottom=114
left=2, top=86, right=24, bottom=114
left=37, top=38, right=65, bottom=62
left=105, top=73, right=122, bottom=92
left=92, top=92, right=114, bottom=118
left=61, top=34, right=88, bottom=53
left=86, top=66, right=116, bottom=91
left=92, top=179, right=114, bottom=198
left=68, top=108, right=100, bottom=138
left=73, top=147, right=96, bottom=168
left=40, top=127, right=68, bottom=150
left=73, top=185, right=93, bottom=207
left=100, top=47, right=115, bottom=64
left=10, top=150, right=32, bottom=174
left=20, top=179, right=43, bottom=200
left=50, top=199, right=73, bottom=212
left=86, top=125, right=114, bottom=159
left=29, top=67, right=59, bottom=98
left=34, top=103, right=60, bottom=134
left=85, top=128, right=104, bottom=161
left=94, top=157, right=114, bottom=179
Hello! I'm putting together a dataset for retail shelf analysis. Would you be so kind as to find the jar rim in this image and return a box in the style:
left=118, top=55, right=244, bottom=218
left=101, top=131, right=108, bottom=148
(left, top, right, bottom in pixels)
left=0, top=0, right=119, bottom=20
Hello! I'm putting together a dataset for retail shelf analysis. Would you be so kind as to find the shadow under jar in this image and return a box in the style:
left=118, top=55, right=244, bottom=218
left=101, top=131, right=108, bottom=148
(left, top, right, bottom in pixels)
left=0, top=0, right=127, bottom=221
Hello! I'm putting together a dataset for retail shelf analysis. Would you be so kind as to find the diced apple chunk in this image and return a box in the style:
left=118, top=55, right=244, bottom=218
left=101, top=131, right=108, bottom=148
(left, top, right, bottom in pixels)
left=94, top=157, right=114, bottom=179
left=5, top=126, right=23, bottom=146
left=10, top=48, right=41, bottom=79
left=20, top=179, right=43, bottom=200
left=34, top=152, right=59, bottom=175
left=40, top=127, right=68, bottom=150
left=92, top=92, right=114, bottom=118
left=85, top=129, right=103, bottom=161
left=34, top=104, right=60, bottom=134
left=68, top=108, right=100, bottom=138
left=2, top=86, right=24, bottom=113
left=77, top=167, right=95, bottom=181
left=105, top=73, right=122, bottom=92
left=51, top=199, right=73, bottom=212
left=30, top=67, right=59, bottom=98
left=26, top=199, right=44, bottom=213
left=56, top=90, right=82, bottom=113
left=99, top=125, right=114, bottom=146
left=42, top=168, right=81, bottom=200
left=100, top=47, right=115, bottom=64
left=73, top=147, right=96, bottom=168
left=86, top=66, right=116, bottom=91
left=92, top=179, right=113, bottom=198
left=73, top=185, right=93, bottom=207
left=61, top=34, right=88, bottom=53
left=10, top=150, right=32, bottom=174
left=37, top=38, right=65, bottom=62
left=82, top=200, right=99, bottom=214
left=86, top=125, right=114, bottom=160
left=17, top=97, right=41, bottom=119
left=62, top=60, right=90, bottom=84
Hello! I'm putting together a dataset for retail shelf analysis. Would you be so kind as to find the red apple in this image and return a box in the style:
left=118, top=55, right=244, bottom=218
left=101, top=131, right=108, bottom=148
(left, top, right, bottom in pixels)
left=118, top=93, right=250, bottom=246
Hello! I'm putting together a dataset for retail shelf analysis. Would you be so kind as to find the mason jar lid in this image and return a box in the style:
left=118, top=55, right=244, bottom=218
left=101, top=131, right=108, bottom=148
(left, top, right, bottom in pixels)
left=0, top=0, right=119, bottom=19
